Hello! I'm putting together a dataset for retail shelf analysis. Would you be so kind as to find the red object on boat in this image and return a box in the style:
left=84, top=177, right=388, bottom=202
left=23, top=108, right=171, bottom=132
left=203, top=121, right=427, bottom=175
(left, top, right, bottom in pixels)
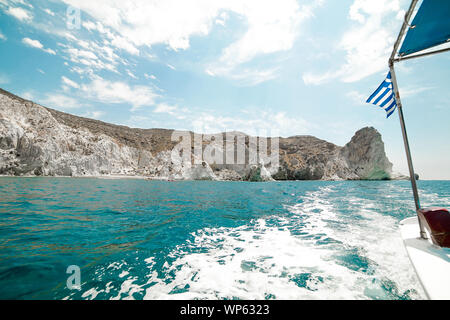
left=418, top=207, right=450, bottom=248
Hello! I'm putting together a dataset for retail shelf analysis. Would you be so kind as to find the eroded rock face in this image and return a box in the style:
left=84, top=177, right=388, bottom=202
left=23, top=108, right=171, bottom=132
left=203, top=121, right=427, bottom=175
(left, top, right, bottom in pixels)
left=0, top=88, right=394, bottom=180
left=0, top=89, right=163, bottom=177
left=340, top=127, right=393, bottom=180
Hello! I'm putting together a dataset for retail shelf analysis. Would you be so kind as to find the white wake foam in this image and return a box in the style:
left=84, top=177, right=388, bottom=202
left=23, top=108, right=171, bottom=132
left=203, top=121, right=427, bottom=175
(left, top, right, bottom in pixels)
left=141, top=186, right=426, bottom=300
left=77, top=185, right=429, bottom=300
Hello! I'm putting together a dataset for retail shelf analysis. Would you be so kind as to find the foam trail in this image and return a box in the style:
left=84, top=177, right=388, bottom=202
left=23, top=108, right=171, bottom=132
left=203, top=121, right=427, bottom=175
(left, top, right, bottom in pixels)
left=75, top=184, right=431, bottom=300
left=140, top=186, right=426, bottom=300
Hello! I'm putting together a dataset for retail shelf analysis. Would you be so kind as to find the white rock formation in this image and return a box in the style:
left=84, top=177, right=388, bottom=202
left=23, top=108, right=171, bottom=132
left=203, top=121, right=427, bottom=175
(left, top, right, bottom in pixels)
left=0, top=88, right=396, bottom=181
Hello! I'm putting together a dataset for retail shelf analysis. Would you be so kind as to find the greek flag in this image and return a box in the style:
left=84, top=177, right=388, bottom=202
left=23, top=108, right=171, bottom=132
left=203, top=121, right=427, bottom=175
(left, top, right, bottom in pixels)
left=366, top=72, right=397, bottom=118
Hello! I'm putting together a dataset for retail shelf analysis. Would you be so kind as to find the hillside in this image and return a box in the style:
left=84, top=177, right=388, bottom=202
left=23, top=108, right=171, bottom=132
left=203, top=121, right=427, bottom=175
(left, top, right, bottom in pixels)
left=0, top=88, right=393, bottom=181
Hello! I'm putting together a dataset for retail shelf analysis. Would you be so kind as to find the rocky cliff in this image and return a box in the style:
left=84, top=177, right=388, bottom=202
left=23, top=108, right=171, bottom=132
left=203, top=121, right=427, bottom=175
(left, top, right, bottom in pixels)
left=0, top=88, right=393, bottom=181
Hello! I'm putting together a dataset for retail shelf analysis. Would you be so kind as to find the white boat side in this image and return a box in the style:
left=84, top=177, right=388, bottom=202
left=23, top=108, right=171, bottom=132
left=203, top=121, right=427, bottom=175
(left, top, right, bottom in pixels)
left=399, top=217, right=450, bottom=300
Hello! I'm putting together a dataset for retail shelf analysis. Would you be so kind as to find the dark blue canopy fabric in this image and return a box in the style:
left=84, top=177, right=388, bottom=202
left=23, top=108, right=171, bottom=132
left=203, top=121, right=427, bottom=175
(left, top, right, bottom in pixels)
left=399, top=0, right=450, bottom=56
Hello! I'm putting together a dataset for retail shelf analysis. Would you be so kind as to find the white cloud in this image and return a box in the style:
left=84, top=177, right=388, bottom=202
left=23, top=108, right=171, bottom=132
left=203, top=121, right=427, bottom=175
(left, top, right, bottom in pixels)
left=22, top=38, right=44, bottom=49
left=63, top=0, right=220, bottom=50
left=303, top=0, right=404, bottom=85
left=126, top=70, right=138, bottom=80
left=346, top=90, right=367, bottom=105
left=153, top=103, right=186, bottom=119
left=400, top=86, right=434, bottom=99
left=215, top=12, right=229, bottom=27
left=110, top=35, right=139, bottom=55
left=82, top=110, right=104, bottom=119
left=67, top=47, right=98, bottom=60
left=62, top=0, right=322, bottom=84
left=144, top=74, right=157, bottom=80
left=303, top=71, right=336, bottom=86
left=82, top=21, right=97, bottom=32
left=207, top=0, right=324, bottom=83
left=61, top=76, right=80, bottom=89
left=154, top=103, right=177, bottom=114
left=191, top=110, right=312, bottom=137
left=5, top=6, right=32, bottom=21
left=22, top=37, right=56, bottom=55
left=43, top=8, right=55, bottom=16
left=21, top=91, right=34, bottom=100
left=3, top=0, right=33, bottom=9
left=80, top=77, right=159, bottom=111
left=45, top=48, right=56, bottom=55
left=80, top=20, right=139, bottom=55
left=124, top=104, right=314, bottom=137
left=0, top=30, right=6, bottom=41
left=62, top=45, right=118, bottom=74
left=42, top=94, right=82, bottom=110
left=208, top=67, right=279, bottom=86
left=215, top=1, right=315, bottom=66
left=58, top=29, right=134, bottom=75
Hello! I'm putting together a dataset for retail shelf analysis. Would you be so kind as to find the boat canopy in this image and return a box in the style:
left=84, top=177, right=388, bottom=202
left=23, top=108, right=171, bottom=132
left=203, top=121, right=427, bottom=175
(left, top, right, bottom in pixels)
left=399, top=0, right=450, bottom=57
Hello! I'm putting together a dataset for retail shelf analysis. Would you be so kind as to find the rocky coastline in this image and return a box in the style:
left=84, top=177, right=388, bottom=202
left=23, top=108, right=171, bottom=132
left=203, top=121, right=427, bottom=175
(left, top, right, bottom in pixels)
left=0, top=88, right=398, bottom=181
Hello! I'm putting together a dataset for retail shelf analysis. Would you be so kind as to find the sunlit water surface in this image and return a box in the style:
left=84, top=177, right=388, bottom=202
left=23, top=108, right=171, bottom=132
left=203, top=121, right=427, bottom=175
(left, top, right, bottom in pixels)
left=1, top=178, right=449, bottom=300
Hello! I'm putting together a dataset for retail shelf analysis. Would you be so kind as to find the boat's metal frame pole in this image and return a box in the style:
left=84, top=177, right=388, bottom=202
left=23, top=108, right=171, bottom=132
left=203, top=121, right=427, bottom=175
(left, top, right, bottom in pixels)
left=394, top=46, right=450, bottom=62
left=389, top=0, right=419, bottom=62
left=389, top=63, right=426, bottom=239
left=389, top=0, right=427, bottom=239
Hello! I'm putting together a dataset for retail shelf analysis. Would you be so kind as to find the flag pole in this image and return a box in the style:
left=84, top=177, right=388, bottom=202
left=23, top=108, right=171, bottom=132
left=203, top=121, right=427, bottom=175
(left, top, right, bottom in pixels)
left=389, top=0, right=427, bottom=239
left=389, top=62, right=426, bottom=239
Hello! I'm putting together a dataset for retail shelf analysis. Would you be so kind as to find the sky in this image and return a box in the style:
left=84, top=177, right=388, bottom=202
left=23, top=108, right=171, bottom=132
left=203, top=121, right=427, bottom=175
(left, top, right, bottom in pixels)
left=0, top=0, right=449, bottom=180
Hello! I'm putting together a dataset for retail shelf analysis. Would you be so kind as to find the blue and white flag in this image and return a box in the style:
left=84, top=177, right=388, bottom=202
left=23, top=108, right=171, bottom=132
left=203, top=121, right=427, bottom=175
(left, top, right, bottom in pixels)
left=366, top=72, right=397, bottom=118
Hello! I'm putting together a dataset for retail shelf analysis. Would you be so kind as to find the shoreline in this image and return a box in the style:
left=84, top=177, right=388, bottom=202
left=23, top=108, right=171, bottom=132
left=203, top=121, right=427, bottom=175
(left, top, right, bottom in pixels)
left=0, top=175, right=442, bottom=181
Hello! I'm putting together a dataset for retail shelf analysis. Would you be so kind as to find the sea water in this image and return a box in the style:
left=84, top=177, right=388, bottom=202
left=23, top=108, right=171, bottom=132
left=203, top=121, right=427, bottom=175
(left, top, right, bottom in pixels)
left=0, top=178, right=448, bottom=300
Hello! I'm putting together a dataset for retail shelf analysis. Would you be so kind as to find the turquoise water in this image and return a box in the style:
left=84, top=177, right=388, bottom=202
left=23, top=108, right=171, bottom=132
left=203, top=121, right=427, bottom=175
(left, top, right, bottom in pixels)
left=0, top=178, right=449, bottom=300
